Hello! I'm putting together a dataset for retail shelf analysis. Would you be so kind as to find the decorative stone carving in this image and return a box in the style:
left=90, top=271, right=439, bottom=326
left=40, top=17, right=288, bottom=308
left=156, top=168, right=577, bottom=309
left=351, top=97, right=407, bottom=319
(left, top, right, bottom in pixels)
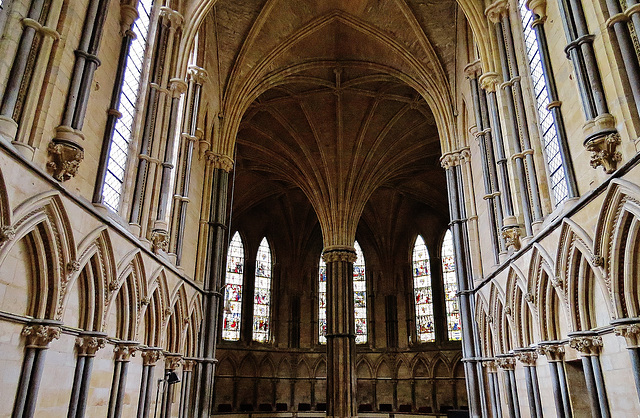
left=591, top=255, right=604, bottom=267
left=537, top=344, right=565, bottom=361
left=182, top=359, right=196, bottom=372
left=141, top=297, right=151, bottom=306
left=515, top=350, right=538, bottom=366
left=502, top=226, right=521, bottom=252
left=22, top=324, right=61, bottom=348
left=119, top=4, right=139, bottom=35
left=440, top=153, right=459, bottom=170
left=0, top=226, right=15, bottom=243
left=584, top=132, right=622, bottom=174
left=322, top=249, right=357, bottom=263
left=551, top=277, right=563, bottom=288
left=165, top=354, right=183, bottom=370
left=151, top=229, right=170, bottom=253
left=569, top=335, right=603, bottom=356
left=495, top=355, right=516, bottom=370
left=67, top=260, right=81, bottom=274
left=486, top=0, right=509, bottom=23
left=526, top=0, right=547, bottom=18
left=504, top=306, right=512, bottom=316
left=76, top=335, right=106, bottom=357
left=524, top=292, right=535, bottom=303
left=479, top=72, right=501, bottom=92
left=205, top=151, right=234, bottom=172
left=159, top=7, right=183, bottom=28
left=141, top=348, right=162, bottom=365
left=47, top=140, right=85, bottom=182
left=188, top=66, right=208, bottom=85
left=615, top=323, right=640, bottom=348
left=114, top=343, right=138, bottom=361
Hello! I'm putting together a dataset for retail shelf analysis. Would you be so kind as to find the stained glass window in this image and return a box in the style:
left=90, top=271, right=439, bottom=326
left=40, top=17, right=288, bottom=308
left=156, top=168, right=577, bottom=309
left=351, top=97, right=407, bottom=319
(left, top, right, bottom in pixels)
left=222, top=232, right=244, bottom=341
left=353, top=241, right=367, bottom=344
left=413, top=235, right=434, bottom=343
left=101, top=0, right=153, bottom=211
left=318, top=241, right=368, bottom=344
left=442, top=230, right=462, bottom=341
left=319, top=256, right=327, bottom=344
left=518, top=0, right=569, bottom=205
left=253, top=237, right=272, bottom=342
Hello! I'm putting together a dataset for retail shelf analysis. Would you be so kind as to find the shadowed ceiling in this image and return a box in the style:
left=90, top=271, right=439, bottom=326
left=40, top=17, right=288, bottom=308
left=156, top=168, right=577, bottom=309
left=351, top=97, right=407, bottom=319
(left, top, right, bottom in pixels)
left=207, top=0, right=458, bottom=247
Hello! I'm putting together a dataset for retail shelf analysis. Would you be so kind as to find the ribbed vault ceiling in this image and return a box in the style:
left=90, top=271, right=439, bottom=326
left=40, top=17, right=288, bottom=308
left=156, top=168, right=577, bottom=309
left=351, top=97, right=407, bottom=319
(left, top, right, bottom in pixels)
left=208, top=0, right=457, bottom=246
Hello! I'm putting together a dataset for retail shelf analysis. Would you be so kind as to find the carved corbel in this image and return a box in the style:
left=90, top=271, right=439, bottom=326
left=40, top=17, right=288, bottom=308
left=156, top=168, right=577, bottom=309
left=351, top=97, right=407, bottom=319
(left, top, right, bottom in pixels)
left=141, top=348, right=162, bottom=366
left=495, top=355, right=516, bottom=370
left=151, top=229, right=170, bottom=253
left=47, top=139, right=85, bottom=182
left=165, top=354, right=183, bottom=370
left=501, top=225, right=522, bottom=252
left=584, top=131, right=622, bottom=174
left=515, top=350, right=538, bottom=366
left=114, top=342, right=139, bottom=361
left=537, top=343, right=565, bottom=361
left=0, top=226, right=15, bottom=244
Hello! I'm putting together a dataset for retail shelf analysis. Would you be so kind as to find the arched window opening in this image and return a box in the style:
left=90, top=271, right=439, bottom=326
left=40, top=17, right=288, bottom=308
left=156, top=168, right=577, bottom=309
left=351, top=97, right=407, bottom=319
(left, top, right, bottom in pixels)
left=222, top=232, right=244, bottom=341
left=353, top=241, right=367, bottom=344
left=253, top=237, right=272, bottom=342
left=413, top=235, right=434, bottom=343
left=319, top=256, right=327, bottom=344
left=101, top=0, right=153, bottom=211
left=518, top=0, right=569, bottom=205
left=442, top=230, right=462, bottom=341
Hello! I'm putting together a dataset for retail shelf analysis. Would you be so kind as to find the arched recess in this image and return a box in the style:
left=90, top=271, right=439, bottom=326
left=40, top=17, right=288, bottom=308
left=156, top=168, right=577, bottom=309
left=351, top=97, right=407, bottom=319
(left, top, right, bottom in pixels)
left=141, top=270, right=170, bottom=347
left=556, top=220, right=614, bottom=331
left=506, top=266, right=535, bottom=348
left=314, top=358, right=327, bottom=378
left=489, top=283, right=509, bottom=354
left=594, top=179, right=640, bottom=318
left=165, top=283, right=188, bottom=353
left=0, top=168, right=10, bottom=229
left=59, top=228, right=115, bottom=329
left=183, top=293, right=203, bottom=356
left=475, top=292, right=493, bottom=357
left=105, top=251, right=145, bottom=340
left=0, top=192, right=76, bottom=319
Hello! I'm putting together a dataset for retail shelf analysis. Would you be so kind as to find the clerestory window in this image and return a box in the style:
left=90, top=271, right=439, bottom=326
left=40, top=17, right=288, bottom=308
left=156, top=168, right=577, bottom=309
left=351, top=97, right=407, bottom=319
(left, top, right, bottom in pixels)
left=413, top=235, right=435, bottom=343
left=442, top=230, right=462, bottom=341
left=222, top=232, right=244, bottom=341
left=252, top=237, right=272, bottom=342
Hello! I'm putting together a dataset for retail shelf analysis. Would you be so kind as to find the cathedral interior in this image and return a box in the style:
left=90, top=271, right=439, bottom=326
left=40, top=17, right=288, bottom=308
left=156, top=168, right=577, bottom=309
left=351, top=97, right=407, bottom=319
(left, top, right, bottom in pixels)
left=0, top=0, right=640, bottom=417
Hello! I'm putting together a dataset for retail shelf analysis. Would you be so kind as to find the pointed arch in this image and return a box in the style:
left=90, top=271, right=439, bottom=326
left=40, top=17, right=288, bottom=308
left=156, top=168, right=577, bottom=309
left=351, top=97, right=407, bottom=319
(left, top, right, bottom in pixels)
left=259, top=356, right=276, bottom=378
left=314, top=358, right=327, bottom=378
left=506, top=266, right=534, bottom=348
left=239, top=354, right=258, bottom=377
left=253, top=236, right=273, bottom=342
left=356, top=357, right=373, bottom=379
left=594, top=179, right=640, bottom=318
left=412, top=357, right=429, bottom=378
left=412, top=234, right=434, bottom=342
left=105, top=251, right=145, bottom=340
left=0, top=168, right=10, bottom=228
left=217, top=356, right=236, bottom=376
left=375, top=359, right=392, bottom=379
left=556, top=219, right=614, bottom=331
left=431, top=356, right=450, bottom=378
left=277, top=357, right=293, bottom=378
left=222, top=231, right=245, bottom=341
left=142, top=269, right=170, bottom=347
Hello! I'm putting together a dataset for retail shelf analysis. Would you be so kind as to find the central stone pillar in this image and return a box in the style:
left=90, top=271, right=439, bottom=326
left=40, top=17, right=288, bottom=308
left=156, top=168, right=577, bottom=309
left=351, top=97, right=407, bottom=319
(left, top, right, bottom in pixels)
left=323, top=246, right=358, bottom=418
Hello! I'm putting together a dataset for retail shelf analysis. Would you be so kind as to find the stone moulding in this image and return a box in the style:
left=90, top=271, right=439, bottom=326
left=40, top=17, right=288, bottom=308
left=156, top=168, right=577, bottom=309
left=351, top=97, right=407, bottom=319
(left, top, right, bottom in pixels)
left=584, top=130, right=622, bottom=174
left=47, top=138, right=85, bottom=182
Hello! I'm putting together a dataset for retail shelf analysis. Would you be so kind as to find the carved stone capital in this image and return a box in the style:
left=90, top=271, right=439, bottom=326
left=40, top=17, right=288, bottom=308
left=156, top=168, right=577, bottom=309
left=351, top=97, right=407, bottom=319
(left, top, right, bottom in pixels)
left=486, top=0, right=509, bottom=23
left=479, top=72, right=501, bottom=92
left=501, top=226, right=522, bottom=252
left=322, top=247, right=357, bottom=263
left=515, top=350, right=538, bottom=366
left=526, top=0, right=547, bottom=18
left=482, top=359, right=497, bottom=371
left=47, top=138, right=85, bottom=182
left=584, top=131, right=622, bottom=174
left=114, top=342, right=138, bottom=362
left=165, top=354, right=183, bottom=370
left=464, top=60, right=483, bottom=78
left=141, top=348, right=163, bottom=365
left=569, top=335, right=603, bottom=356
left=182, top=359, right=196, bottom=371
left=169, top=78, right=188, bottom=97
left=440, top=152, right=459, bottom=170
left=0, top=226, right=15, bottom=243
left=615, top=323, right=640, bottom=348
left=159, top=7, right=183, bottom=28
left=76, top=335, right=107, bottom=357
left=22, top=324, right=61, bottom=349
left=188, top=66, right=208, bottom=84
left=119, top=4, right=139, bottom=34
left=151, top=229, right=170, bottom=253
left=205, top=152, right=234, bottom=172
left=537, top=344, right=564, bottom=361
left=495, top=355, right=516, bottom=370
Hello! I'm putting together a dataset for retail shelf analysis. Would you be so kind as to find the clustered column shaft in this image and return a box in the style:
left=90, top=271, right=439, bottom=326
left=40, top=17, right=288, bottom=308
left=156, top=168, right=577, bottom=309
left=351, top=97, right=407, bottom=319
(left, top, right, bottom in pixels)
left=515, top=349, right=543, bottom=418
left=323, top=247, right=358, bottom=417
left=12, top=321, right=61, bottom=418
left=569, top=333, right=610, bottom=418
left=107, top=342, right=138, bottom=418
left=442, top=154, right=484, bottom=417
left=496, top=355, right=520, bottom=418
left=67, top=334, right=107, bottom=418
left=178, top=360, right=195, bottom=418
left=614, top=319, right=640, bottom=404
left=194, top=158, right=232, bottom=418
left=538, top=342, right=572, bottom=418
left=136, top=349, right=162, bottom=418
left=484, top=361, right=503, bottom=418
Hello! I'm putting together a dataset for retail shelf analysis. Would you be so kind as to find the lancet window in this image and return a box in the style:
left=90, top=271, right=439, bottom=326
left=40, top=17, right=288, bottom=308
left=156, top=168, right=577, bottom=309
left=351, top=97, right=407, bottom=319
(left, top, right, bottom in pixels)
left=253, top=237, right=272, bottom=342
left=413, top=235, right=435, bottom=342
left=101, top=0, right=153, bottom=211
left=442, top=230, right=462, bottom=341
left=222, top=232, right=244, bottom=341
left=518, top=0, right=569, bottom=205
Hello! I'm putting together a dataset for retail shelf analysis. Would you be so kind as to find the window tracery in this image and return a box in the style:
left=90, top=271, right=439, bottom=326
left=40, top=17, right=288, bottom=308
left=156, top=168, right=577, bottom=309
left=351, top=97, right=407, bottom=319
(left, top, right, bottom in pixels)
left=442, top=230, right=462, bottom=341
